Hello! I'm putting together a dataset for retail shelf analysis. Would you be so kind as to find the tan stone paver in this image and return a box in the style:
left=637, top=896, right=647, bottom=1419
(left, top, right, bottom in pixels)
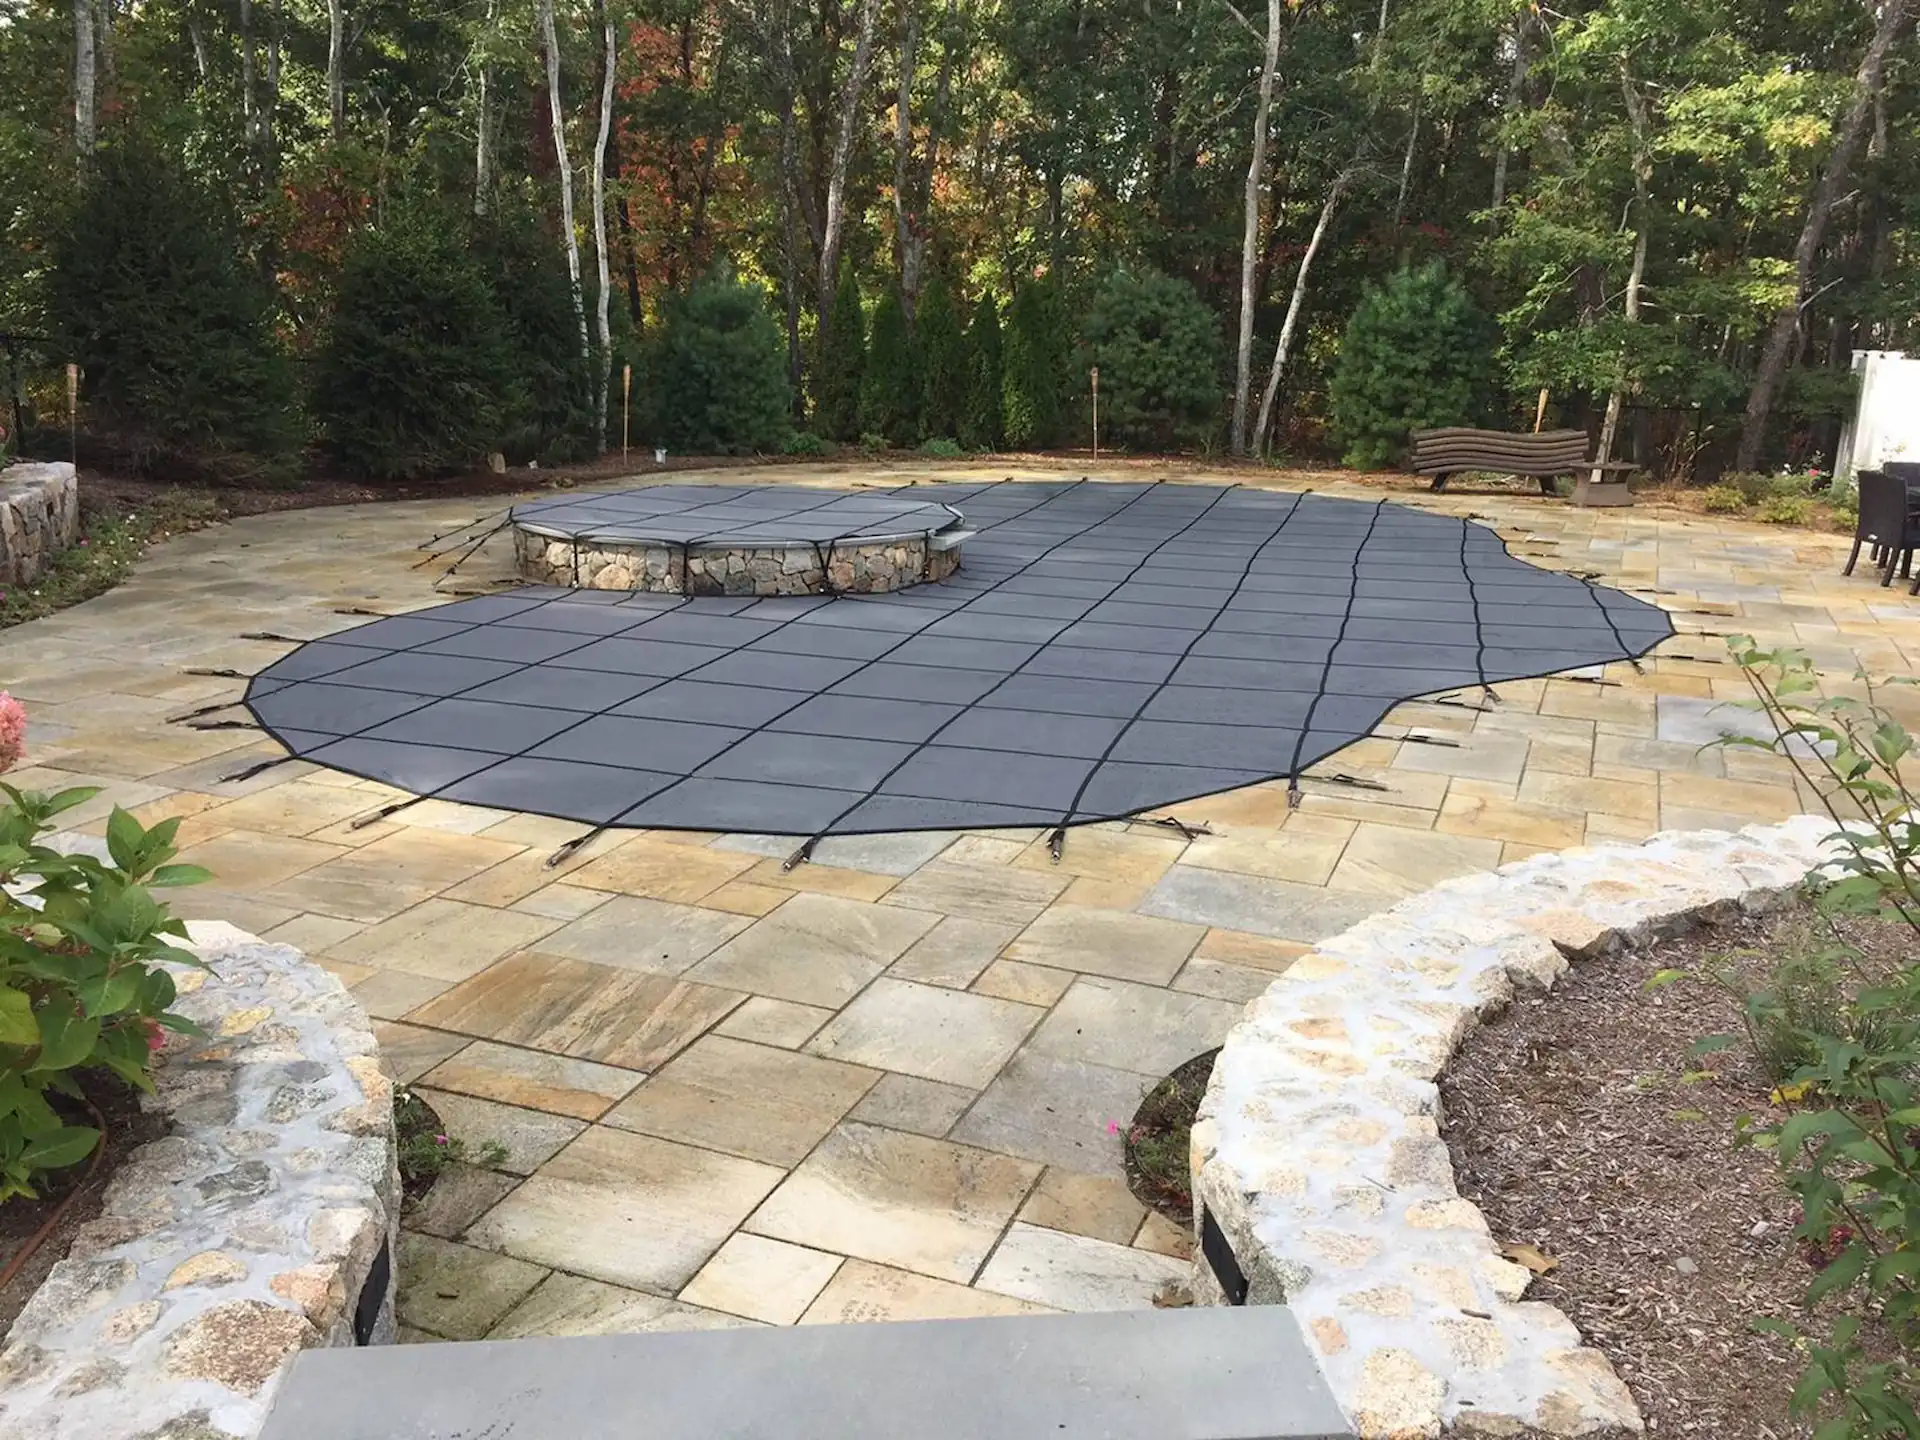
left=6, top=458, right=1911, bottom=1339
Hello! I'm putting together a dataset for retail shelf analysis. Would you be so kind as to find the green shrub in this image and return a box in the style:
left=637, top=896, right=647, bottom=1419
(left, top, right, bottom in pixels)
left=784, top=431, right=829, bottom=457
left=1329, top=261, right=1495, bottom=470
left=915, top=271, right=966, bottom=444
left=860, top=290, right=921, bottom=445
left=652, top=268, right=791, bottom=454
left=918, top=436, right=963, bottom=458
left=1701, top=484, right=1749, bottom=514
left=1002, top=280, right=1064, bottom=449
left=814, top=262, right=864, bottom=442
left=47, top=139, right=300, bottom=482
left=959, top=294, right=1004, bottom=451
left=1703, top=642, right=1920, bottom=1435
left=0, top=782, right=211, bottom=1200
left=1081, top=268, right=1220, bottom=451
left=473, top=203, right=595, bottom=463
left=1757, top=494, right=1813, bottom=525
left=312, top=212, right=520, bottom=479
left=859, top=430, right=890, bottom=453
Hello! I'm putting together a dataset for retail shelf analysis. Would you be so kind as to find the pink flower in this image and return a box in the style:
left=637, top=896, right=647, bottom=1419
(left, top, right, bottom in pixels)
left=1106, top=1121, right=1121, bottom=1135
left=142, top=1017, right=166, bottom=1053
left=434, top=1134, right=448, bottom=1146
left=0, top=692, right=26, bottom=774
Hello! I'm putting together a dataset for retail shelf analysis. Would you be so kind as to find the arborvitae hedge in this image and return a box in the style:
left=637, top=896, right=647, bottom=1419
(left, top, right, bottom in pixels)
left=959, top=293, right=1004, bottom=451
left=1001, top=280, right=1061, bottom=449
left=473, top=202, right=596, bottom=463
left=815, top=262, right=865, bottom=442
left=914, top=270, right=965, bottom=443
left=860, top=289, right=920, bottom=444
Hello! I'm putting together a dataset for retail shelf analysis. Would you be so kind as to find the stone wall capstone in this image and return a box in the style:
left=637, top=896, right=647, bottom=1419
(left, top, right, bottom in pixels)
left=1189, top=815, right=1843, bottom=1439
left=0, top=463, right=80, bottom=587
left=0, top=919, right=399, bottom=1440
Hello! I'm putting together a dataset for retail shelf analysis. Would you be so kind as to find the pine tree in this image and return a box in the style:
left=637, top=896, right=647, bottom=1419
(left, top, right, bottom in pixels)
left=312, top=209, right=521, bottom=480
left=1081, top=268, right=1220, bottom=451
left=815, top=262, right=865, bottom=441
left=47, top=139, right=300, bottom=481
left=959, top=293, right=1004, bottom=451
left=653, top=267, right=791, bottom=454
left=915, top=270, right=965, bottom=442
left=474, top=199, right=596, bottom=462
left=860, top=289, right=920, bottom=444
left=1001, top=280, right=1062, bottom=449
left=1330, top=261, right=1496, bottom=470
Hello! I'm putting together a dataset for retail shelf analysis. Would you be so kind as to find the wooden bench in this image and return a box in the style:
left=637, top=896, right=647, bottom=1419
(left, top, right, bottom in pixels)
left=1409, top=427, right=1638, bottom=493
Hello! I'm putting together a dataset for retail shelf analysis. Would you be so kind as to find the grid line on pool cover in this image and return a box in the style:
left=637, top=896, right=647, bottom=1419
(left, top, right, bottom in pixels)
left=247, top=481, right=1674, bottom=836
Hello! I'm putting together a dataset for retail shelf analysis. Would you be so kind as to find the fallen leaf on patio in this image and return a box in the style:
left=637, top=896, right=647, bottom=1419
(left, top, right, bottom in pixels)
left=1152, top=1281, right=1193, bottom=1308
left=1500, top=1241, right=1559, bottom=1275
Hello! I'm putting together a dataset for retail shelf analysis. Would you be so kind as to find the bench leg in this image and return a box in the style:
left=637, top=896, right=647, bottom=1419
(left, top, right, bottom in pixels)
left=1428, top=474, right=1449, bottom=492
left=1539, top=476, right=1557, bottom=497
left=1844, top=536, right=1863, bottom=576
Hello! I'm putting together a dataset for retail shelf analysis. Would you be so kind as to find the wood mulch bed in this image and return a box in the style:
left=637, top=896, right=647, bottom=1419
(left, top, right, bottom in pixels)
left=0, top=1069, right=166, bottom=1339
left=1442, top=907, right=1909, bottom=1438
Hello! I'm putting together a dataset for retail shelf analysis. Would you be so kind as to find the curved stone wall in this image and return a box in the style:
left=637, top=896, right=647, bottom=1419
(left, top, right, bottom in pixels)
left=1189, top=815, right=1841, bottom=1439
left=512, top=527, right=961, bottom=596
left=0, top=462, right=80, bottom=586
left=0, top=920, right=399, bottom=1440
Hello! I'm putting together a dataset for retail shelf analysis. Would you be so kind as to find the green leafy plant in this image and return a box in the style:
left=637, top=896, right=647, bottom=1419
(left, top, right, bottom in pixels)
left=918, top=436, right=963, bottom=458
left=1758, top=494, right=1814, bottom=526
left=958, top=293, right=1004, bottom=452
left=1702, top=483, right=1750, bottom=514
left=1329, top=261, right=1495, bottom=470
left=915, top=270, right=966, bottom=444
left=814, top=262, right=865, bottom=442
left=394, top=1086, right=508, bottom=1192
left=0, top=784, right=211, bottom=1201
left=1080, top=268, right=1220, bottom=452
left=1707, top=642, right=1920, bottom=1435
left=1002, top=279, right=1064, bottom=450
left=651, top=267, right=791, bottom=455
left=783, top=431, right=829, bottom=457
left=860, top=289, right=920, bottom=445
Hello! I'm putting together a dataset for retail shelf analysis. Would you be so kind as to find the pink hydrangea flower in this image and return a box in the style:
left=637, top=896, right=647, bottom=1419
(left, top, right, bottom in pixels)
left=0, top=692, right=25, bottom=774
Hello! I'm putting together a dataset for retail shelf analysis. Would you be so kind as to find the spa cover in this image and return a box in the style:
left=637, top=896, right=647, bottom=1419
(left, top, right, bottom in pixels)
left=245, top=481, right=1672, bottom=837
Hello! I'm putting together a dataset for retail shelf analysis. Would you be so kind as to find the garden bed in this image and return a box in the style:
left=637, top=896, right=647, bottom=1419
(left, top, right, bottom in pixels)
left=1442, top=904, right=1906, bottom=1438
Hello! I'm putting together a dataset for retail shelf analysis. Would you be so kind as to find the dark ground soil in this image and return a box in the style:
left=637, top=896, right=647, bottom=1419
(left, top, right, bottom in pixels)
left=1441, top=907, right=1912, bottom=1439
left=0, top=1070, right=166, bottom=1339
left=1124, top=1048, right=1218, bottom=1225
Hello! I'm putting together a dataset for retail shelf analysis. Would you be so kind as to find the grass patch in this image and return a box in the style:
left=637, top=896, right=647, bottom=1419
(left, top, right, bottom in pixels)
left=1121, top=1047, right=1219, bottom=1225
left=0, top=488, right=225, bottom=629
left=393, top=1086, right=508, bottom=1202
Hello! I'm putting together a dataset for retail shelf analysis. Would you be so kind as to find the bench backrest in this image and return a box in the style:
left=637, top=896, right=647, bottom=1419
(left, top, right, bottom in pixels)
left=1409, top=427, right=1592, bottom=473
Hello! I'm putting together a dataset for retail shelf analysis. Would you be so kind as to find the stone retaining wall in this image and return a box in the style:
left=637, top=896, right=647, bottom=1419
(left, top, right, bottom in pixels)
left=513, top=527, right=960, bottom=595
left=1189, top=815, right=1840, bottom=1439
left=0, top=462, right=80, bottom=586
left=0, top=920, right=399, bottom=1440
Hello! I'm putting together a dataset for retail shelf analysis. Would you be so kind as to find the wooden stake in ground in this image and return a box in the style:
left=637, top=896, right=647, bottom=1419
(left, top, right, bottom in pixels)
left=1534, top=388, right=1549, bottom=433
left=1091, top=366, right=1100, bottom=461
left=66, top=363, right=78, bottom=464
left=622, top=364, right=631, bottom=462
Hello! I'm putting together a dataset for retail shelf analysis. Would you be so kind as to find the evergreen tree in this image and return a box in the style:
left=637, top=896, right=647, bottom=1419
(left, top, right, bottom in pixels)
left=815, top=262, right=865, bottom=441
left=653, top=267, right=791, bottom=454
left=47, top=140, right=301, bottom=481
left=1001, top=280, right=1062, bottom=449
left=473, top=201, right=596, bottom=462
left=1330, top=261, right=1497, bottom=470
left=312, top=211, right=520, bottom=480
left=1081, top=268, right=1220, bottom=451
left=860, top=289, right=920, bottom=444
left=914, top=270, right=965, bottom=441
left=959, top=293, right=1004, bottom=451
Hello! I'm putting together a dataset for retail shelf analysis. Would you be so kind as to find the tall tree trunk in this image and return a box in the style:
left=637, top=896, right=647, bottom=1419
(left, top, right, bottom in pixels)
left=1736, top=0, right=1910, bottom=472
left=590, top=0, right=617, bottom=453
left=1489, top=13, right=1530, bottom=214
left=1593, top=70, right=1651, bottom=482
left=1252, top=169, right=1349, bottom=459
left=540, top=0, right=592, bottom=384
left=473, top=0, right=497, bottom=215
left=817, top=0, right=882, bottom=342
left=1393, top=92, right=1421, bottom=231
left=1230, top=0, right=1283, bottom=458
left=263, top=0, right=281, bottom=183
left=240, top=0, right=257, bottom=175
left=72, top=0, right=97, bottom=160
left=327, top=0, right=345, bottom=141
left=892, top=4, right=924, bottom=321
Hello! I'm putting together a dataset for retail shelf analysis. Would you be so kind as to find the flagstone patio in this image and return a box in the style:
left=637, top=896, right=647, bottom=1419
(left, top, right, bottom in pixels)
left=4, top=460, right=1914, bottom=1339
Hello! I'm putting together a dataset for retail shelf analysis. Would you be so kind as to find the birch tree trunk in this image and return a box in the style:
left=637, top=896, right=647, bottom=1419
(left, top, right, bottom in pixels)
left=1490, top=14, right=1530, bottom=213
left=1230, top=0, right=1283, bottom=457
left=817, top=0, right=882, bottom=340
left=1736, top=0, right=1910, bottom=471
left=327, top=0, right=345, bottom=143
left=540, top=0, right=592, bottom=381
left=1252, top=170, right=1349, bottom=459
left=590, top=0, right=617, bottom=453
left=240, top=0, right=257, bottom=175
left=474, top=0, right=497, bottom=215
left=892, top=5, right=924, bottom=322
left=72, top=0, right=97, bottom=160
left=1592, top=70, right=1651, bottom=483
left=1393, top=93, right=1420, bottom=230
